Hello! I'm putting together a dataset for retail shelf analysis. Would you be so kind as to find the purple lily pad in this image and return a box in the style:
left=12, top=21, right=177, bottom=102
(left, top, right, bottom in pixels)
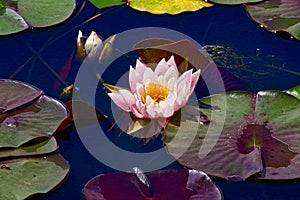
left=84, top=168, right=222, bottom=200
left=0, top=79, right=67, bottom=148
left=164, top=90, right=300, bottom=180
left=246, top=0, right=300, bottom=40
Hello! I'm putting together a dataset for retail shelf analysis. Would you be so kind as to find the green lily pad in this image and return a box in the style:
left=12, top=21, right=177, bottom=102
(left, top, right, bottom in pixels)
left=287, top=85, right=300, bottom=100
left=127, top=0, right=214, bottom=15
left=209, top=0, right=263, bottom=4
left=89, top=0, right=125, bottom=9
left=0, top=0, right=76, bottom=35
left=0, top=137, right=58, bottom=159
left=0, top=154, right=70, bottom=200
left=246, top=0, right=300, bottom=40
left=0, top=79, right=67, bottom=148
left=164, top=90, right=300, bottom=180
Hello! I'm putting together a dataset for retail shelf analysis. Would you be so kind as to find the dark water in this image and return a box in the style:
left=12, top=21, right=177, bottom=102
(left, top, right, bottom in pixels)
left=1, top=1, right=300, bottom=199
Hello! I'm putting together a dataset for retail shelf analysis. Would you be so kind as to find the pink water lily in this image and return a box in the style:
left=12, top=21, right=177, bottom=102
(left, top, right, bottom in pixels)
left=108, top=56, right=200, bottom=127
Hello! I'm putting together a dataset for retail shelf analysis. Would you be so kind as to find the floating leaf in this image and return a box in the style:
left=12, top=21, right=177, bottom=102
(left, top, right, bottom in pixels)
left=164, top=90, right=300, bottom=180
left=84, top=168, right=222, bottom=200
left=127, top=0, right=214, bottom=15
left=287, top=85, right=300, bottom=100
left=0, top=137, right=58, bottom=159
left=0, top=154, right=70, bottom=200
left=0, top=0, right=76, bottom=35
left=89, top=0, right=126, bottom=9
left=134, top=38, right=212, bottom=73
left=0, top=79, right=67, bottom=148
left=246, top=0, right=300, bottom=40
left=209, top=0, right=263, bottom=5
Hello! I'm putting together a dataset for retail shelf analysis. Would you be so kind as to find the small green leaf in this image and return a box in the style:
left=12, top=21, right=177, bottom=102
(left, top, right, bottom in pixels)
left=89, top=0, right=126, bottom=9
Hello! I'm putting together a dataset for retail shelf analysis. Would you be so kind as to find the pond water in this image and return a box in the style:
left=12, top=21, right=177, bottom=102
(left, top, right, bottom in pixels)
left=1, top=1, right=300, bottom=199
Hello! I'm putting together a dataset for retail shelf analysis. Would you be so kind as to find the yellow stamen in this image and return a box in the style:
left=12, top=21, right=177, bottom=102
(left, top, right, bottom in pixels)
left=141, top=83, right=169, bottom=105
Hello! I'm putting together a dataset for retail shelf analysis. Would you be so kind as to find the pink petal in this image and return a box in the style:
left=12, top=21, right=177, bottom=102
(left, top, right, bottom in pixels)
left=190, top=69, right=201, bottom=93
left=166, top=55, right=177, bottom=67
left=154, top=58, right=168, bottom=76
left=131, top=106, right=144, bottom=118
left=158, top=101, right=174, bottom=118
left=164, top=65, right=179, bottom=81
left=135, top=59, right=147, bottom=75
left=177, top=69, right=193, bottom=86
left=143, top=67, right=156, bottom=85
left=108, top=91, right=132, bottom=112
left=157, top=118, right=167, bottom=128
left=129, top=66, right=138, bottom=92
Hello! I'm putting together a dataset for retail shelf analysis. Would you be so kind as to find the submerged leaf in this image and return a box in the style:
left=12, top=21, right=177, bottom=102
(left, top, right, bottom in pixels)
left=127, top=0, right=214, bottom=14
left=84, top=168, right=222, bottom=200
left=0, top=154, right=70, bottom=200
left=164, top=90, right=300, bottom=180
left=246, top=0, right=300, bottom=40
left=56, top=100, right=106, bottom=131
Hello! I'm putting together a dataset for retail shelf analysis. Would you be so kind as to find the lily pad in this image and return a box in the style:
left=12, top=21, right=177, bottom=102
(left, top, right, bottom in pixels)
left=89, top=0, right=126, bottom=9
left=84, top=168, right=222, bottom=200
left=246, top=0, right=300, bottom=40
left=164, top=90, right=300, bottom=180
left=0, top=0, right=76, bottom=35
left=209, top=0, right=263, bottom=5
left=0, top=137, right=58, bottom=159
left=287, top=85, right=300, bottom=100
left=127, top=0, right=214, bottom=15
left=0, top=79, right=67, bottom=148
left=0, top=154, right=70, bottom=200
left=134, top=38, right=212, bottom=73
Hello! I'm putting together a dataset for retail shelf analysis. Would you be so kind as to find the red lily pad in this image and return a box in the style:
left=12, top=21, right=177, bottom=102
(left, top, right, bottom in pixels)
left=164, top=90, right=300, bottom=180
left=0, top=79, right=67, bottom=148
left=134, top=38, right=212, bottom=73
left=84, top=168, right=222, bottom=200
left=246, top=0, right=300, bottom=40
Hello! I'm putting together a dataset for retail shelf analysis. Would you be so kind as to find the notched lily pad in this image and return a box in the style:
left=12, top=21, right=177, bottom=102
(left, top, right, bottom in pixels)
left=0, top=79, right=67, bottom=148
left=0, top=0, right=76, bottom=35
left=246, top=0, right=300, bottom=40
left=0, top=154, right=70, bottom=200
left=164, top=89, right=300, bottom=180
left=127, top=0, right=214, bottom=15
left=84, top=168, right=222, bottom=200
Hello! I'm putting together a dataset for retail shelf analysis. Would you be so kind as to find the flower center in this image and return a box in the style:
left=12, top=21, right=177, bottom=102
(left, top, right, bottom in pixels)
left=141, top=83, right=169, bottom=105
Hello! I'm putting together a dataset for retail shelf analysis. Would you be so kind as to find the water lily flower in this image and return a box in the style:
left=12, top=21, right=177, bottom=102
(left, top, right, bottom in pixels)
left=107, top=56, right=200, bottom=128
